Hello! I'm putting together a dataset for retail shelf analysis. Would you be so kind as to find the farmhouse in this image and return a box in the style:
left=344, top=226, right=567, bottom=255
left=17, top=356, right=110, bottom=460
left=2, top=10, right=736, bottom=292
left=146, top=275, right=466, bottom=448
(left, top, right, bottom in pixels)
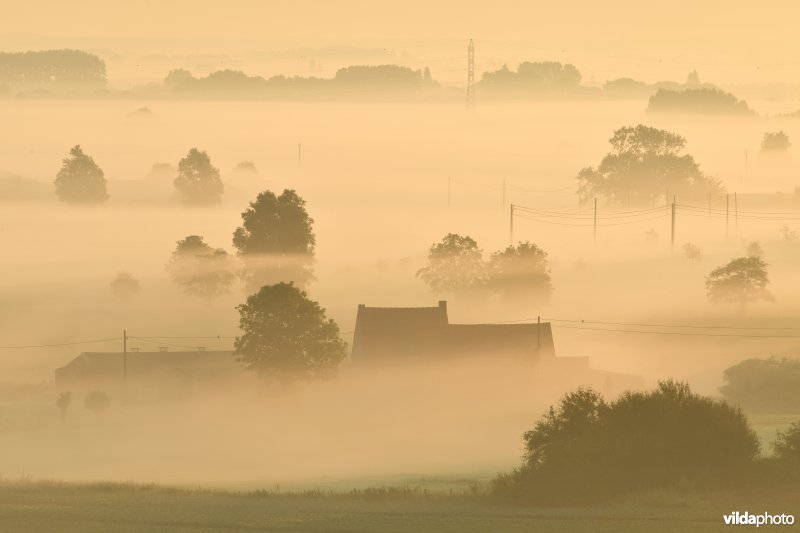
left=54, top=349, right=240, bottom=390
left=351, top=300, right=556, bottom=362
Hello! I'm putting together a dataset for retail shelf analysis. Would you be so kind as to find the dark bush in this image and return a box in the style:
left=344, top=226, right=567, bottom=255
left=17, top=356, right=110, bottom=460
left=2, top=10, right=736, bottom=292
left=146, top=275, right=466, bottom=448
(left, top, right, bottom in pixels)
left=720, top=357, right=800, bottom=413
left=494, top=381, right=760, bottom=503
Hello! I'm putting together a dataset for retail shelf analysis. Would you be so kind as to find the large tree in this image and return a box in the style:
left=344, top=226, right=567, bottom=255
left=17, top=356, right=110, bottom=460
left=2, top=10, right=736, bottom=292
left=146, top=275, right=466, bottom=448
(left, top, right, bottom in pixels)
left=232, top=189, right=316, bottom=288
left=576, top=125, right=723, bottom=205
left=486, top=241, right=553, bottom=303
left=416, top=233, right=487, bottom=294
left=166, top=235, right=235, bottom=298
left=173, top=148, right=224, bottom=205
left=706, top=256, right=773, bottom=313
left=234, top=283, right=347, bottom=382
left=54, top=145, right=108, bottom=204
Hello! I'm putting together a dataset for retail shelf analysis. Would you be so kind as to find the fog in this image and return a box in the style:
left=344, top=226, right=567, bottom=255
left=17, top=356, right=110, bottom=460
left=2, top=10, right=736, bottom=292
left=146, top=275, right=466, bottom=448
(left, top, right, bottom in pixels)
left=3, top=19, right=800, bottom=492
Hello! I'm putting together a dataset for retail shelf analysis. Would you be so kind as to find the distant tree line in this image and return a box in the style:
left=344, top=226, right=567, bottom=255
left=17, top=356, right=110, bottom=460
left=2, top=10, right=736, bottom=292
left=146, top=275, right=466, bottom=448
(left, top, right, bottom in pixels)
left=0, top=50, right=106, bottom=86
left=479, top=61, right=583, bottom=95
left=162, top=65, right=439, bottom=99
left=647, top=87, right=753, bottom=115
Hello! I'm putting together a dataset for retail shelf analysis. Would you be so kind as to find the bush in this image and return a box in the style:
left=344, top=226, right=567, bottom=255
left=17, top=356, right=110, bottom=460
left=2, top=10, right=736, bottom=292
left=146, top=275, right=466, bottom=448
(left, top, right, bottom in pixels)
left=494, top=381, right=760, bottom=503
left=774, top=421, right=800, bottom=464
left=720, top=357, right=800, bottom=413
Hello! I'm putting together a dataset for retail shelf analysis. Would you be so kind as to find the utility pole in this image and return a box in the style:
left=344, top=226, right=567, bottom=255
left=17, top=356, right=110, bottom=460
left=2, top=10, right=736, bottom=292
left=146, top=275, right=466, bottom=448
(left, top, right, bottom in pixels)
left=537, top=316, right=541, bottom=354
left=466, top=39, right=476, bottom=112
left=593, top=197, right=597, bottom=243
left=509, top=204, right=514, bottom=244
left=123, top=329, right=127, bottom=382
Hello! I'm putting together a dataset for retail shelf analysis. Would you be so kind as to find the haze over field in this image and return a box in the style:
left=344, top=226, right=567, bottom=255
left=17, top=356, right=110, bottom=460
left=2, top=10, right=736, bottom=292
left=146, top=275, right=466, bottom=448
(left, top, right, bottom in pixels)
left=1, top=4, right=800, bottom=524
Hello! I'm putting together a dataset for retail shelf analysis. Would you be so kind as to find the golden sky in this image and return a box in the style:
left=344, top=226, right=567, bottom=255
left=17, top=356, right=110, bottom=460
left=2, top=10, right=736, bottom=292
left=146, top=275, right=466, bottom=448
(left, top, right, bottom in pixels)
left=1, top=1, right=798, bottom=84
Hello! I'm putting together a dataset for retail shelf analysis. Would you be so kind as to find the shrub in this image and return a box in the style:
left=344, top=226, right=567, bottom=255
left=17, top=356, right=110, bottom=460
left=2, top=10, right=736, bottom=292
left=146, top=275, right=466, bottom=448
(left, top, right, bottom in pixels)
left=494, top=381, right=760, bottom=503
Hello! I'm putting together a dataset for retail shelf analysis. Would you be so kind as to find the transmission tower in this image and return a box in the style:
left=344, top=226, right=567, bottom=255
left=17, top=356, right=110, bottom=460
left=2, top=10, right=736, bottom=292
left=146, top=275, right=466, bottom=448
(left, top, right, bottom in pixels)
left=466, top=39, right=476, bottom=111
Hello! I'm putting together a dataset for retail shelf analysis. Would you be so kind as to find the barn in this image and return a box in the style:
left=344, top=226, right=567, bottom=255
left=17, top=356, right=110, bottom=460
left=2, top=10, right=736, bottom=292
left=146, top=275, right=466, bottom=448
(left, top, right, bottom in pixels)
left=351, top=300, right=556, bottom=362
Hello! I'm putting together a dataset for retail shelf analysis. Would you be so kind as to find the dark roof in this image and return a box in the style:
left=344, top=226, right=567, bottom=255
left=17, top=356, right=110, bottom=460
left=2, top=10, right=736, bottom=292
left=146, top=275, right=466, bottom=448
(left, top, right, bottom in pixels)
left=351, top=301, right=555, bottom=362
left=54, top=350, right=238, bottom=387
left=351, top=302, right=449, bottom=361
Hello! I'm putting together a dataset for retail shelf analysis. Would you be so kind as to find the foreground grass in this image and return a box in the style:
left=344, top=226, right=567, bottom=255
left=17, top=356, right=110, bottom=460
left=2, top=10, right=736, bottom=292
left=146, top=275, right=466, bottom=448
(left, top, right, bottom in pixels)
left=1, top=480, right=798, bottom=533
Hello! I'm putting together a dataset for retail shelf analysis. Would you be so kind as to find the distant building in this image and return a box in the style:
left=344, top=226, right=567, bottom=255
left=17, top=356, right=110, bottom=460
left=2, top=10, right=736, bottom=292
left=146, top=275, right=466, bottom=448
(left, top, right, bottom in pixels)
left=54, top=350, right=240, bottom=391
left=351, top=301, right=556, bottom=363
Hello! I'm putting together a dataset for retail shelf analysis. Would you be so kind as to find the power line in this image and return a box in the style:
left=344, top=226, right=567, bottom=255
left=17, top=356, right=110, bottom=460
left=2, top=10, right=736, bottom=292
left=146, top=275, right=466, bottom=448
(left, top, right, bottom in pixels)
left=0, top=337, right=120, bottom=349
left=544, top=318, right=800, bottom=331
left=551, top=323, right=800, bottom=338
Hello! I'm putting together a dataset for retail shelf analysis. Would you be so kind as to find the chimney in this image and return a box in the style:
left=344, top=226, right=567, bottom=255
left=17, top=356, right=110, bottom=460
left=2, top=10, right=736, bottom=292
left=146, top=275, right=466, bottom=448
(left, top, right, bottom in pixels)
left=438, top=300, right=447, bottom=311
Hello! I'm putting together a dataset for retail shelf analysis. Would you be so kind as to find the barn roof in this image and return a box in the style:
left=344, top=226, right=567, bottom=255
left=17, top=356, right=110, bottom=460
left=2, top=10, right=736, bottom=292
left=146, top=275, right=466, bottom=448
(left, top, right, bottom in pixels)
left=351, top=301, right=555, bottom=362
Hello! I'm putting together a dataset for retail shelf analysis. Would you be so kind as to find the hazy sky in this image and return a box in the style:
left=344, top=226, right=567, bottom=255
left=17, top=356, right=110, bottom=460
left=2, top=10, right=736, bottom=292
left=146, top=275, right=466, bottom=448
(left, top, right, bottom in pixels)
left=1, top=2, right=799, bottom=84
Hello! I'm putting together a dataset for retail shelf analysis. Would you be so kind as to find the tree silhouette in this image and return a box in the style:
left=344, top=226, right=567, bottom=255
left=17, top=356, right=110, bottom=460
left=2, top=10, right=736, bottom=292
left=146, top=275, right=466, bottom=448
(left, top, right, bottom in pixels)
left=233, top=190, right=316, bottom=289
left=109, top=271, right=140, bottom=299
left=173, top=148, right=224, bottom=205
left=774, top=421, right=800, bottom=464
left=706, top=256, right=773, bottom=313
left=761, top=131, right=791, bottom=152
left=84, top=391, right=111, bottom=415
left=486, top=241, right=553, bottom=303
left=416, top=233, right=487, bottom=294
left=54, top=145, right=108, bottom=204
left=682, top=242, right=702, bottom=261
left=166, top=235, right=235, bottom=298
left=576, top=125, right=723, bottom=206
left=56, top=391, right=72, bottom=423
left=234, top=282, right=346, bottom=382
left=494, top=381, right=759, bottom=503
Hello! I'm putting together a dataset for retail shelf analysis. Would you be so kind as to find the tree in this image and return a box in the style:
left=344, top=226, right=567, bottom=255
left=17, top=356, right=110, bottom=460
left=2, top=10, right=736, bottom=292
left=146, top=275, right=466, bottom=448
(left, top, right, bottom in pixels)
left=109, top=271, right=140, bottom=299
left=166, top=235, right=235, bottom=298
left=576, top=125, right=723, bottom=206
left=682, top=242, right=702, bottom=261
left=746, top=241, right=764, bottom=258
left=145, top=163, right=176, bottom=181
left=486, top=241, right=553, bottom=303
left=84, top=391, right=111, bottom=415
left=232, top=190, right=316, bottom=289
left=774, top=421, right=800, bottom=464
left=233, top=282, right=347, bottom=382
left=720, top=357, right=800, bottom=413
left=706, top=256, right=773, bottom=313
left=493, top=381, right=760, bottom=503
left=231, top=161, right=258, bottom=178
left=416, top=233, right=487, bottom=294
left=761, top=131, right=791, bottom=152
left=173, top=148, right=224, bottom=205
left=56, top=391, right=72, bottom=423
left=54, top=145, right=108, bottom=204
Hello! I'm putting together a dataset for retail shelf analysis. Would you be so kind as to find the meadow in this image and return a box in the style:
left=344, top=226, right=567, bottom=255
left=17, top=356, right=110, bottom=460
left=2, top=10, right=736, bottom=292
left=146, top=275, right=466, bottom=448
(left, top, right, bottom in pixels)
left=1, top=479, right=798, bottom=533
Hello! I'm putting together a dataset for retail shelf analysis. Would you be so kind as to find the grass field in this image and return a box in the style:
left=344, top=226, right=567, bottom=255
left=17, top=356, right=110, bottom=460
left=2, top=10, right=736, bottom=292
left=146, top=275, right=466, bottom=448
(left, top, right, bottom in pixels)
left=1, top=480, right=798, bottom=533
